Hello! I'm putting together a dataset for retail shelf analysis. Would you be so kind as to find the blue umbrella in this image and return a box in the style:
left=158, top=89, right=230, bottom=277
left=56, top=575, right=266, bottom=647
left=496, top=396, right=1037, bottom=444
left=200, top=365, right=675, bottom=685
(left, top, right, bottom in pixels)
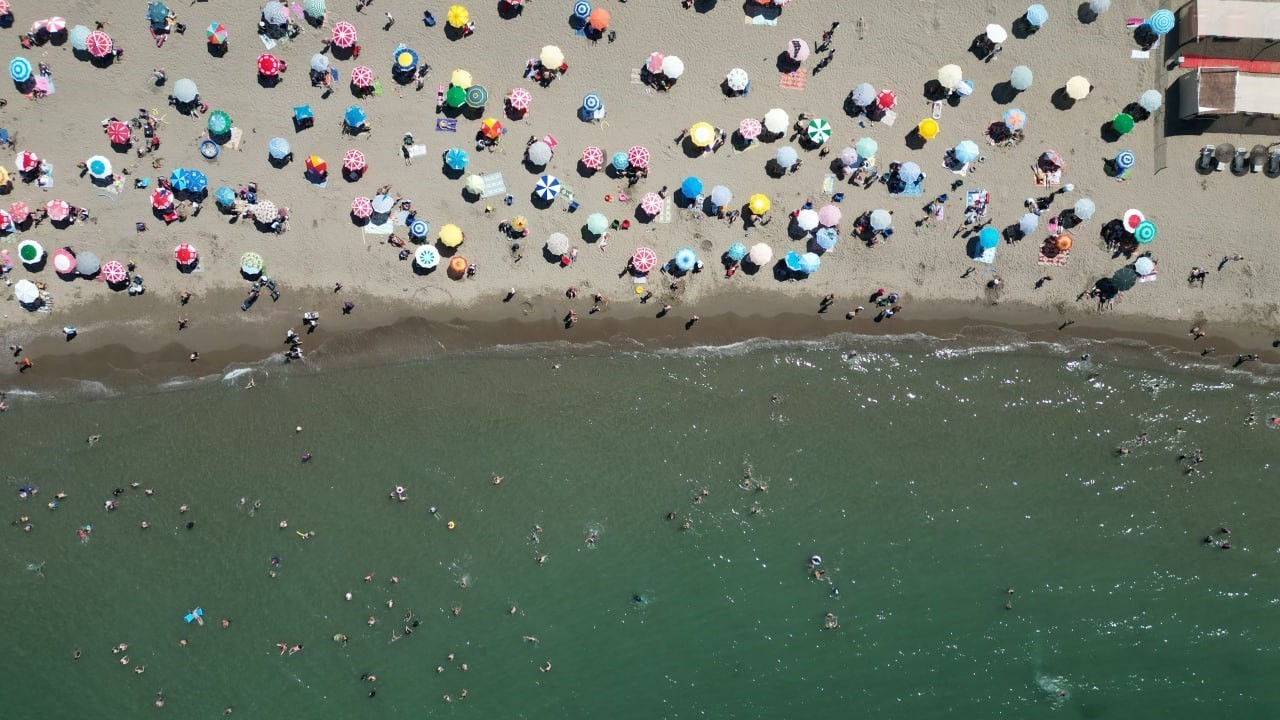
left=673, top=248, right=698, bottom=272
left=898, top=162, right=922, bottom=184
left=534, top=174, right=561, bottom=201
left=409, top=219, right=430, bottom=238
left=1026, top=4, right=1048, bottom=27
left=267, top=137, right=291, bottom=160
left=215, top=186, right=236, bottom=207
left=727, top=243, right=748, bottom=262
left=183, top=170, right=208, bottom=194
left=814, top=227, right=839, bottom=251
left=444, top=148, right=470, bottom=171
left=88, top=156, right=112, bottom=178
left=393, top=47, right=419, bottom=73
left=582, top=92, right=602, bottom=114
left=784, top=250, right=803, bottom=272
left=798, top=252, right=821, bottom=274
left=1148, top=9, right=1175, bottom=35
left=1115, top=150, right=1135, bottom=170
left=169, top=168, right=189, bottom=191
left=850, top=82, right=876, bottom=106
left=573, top=0, right=592, bottom=19
left=953, top=140, right=980, bottom=164
left=979, top=226, right=1000, bottom=249
left=680, top=176, right=703, bottom=198
left=611, top=152, right=629, bottom=171
left=344, top=106, right=367, bottom=127
left=9, top=57, right=31, bottom=84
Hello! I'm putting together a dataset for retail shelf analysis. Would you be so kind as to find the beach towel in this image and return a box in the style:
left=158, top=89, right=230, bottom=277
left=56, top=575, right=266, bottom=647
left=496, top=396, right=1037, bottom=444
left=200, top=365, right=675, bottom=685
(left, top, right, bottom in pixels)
left=363, top=220, right=394, bottom=235
left=1138, top=270, right=1158, bottom=282
left=746, top=15, right=779, bottom=26
left=1032, top=166, right=1061, bottom=187
left=407, top=144, right=428, bottom=158
left=259, top=34, right=277, bottom=50
left=435, top=118, right=457, bottom=132
left=822, top=173, right=836, bottom=195
left=1037, top=247, right=1070, bottom=267
left=225, top=127, right=243, bottom=150
left=974, top=246, right=996, bottom=264
left=779, top=70, right=807, bottom=90
left=879, top=110, right=897, bottom=127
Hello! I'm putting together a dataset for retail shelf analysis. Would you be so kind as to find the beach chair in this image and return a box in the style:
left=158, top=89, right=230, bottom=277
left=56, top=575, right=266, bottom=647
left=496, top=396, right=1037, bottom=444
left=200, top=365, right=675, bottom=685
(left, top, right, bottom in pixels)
left=292, top=105, right=314, bottom=131
left=542, top=134, right=559, bottom=153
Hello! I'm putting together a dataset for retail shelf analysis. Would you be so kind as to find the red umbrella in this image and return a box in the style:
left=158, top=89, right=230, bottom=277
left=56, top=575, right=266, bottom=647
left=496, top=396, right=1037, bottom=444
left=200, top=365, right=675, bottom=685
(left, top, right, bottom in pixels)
left=342, top=149, right=367, bottom=172
left=258, top=53, right=282, bottom=77
left=507, top=87, right=532, bottom=111
left=16, top=151, right=40, bottom=172
left=580, top=146, right=604, bottom=170
left=46, top=199, right=71, bottom=221
left=876, top=89, right=897, bottom=110
left=630, top=247, right=658, bottom=273
left=101, top=260, right=128, bottom=284
left=626, top=145, right=650, bottom=169
left=0, top=209, right=12, bottom=229
left=350, top=66, right=374, bottom=88
left=106, top=121, right=132, bottom=145
left=174, top=243, right=198, bottom=265
left=85, top=30, right=113, bottom=58
left=640, top=192, right=664, bottom=216
left=738, top=118, right=762, bottom=140
left=351, top=196, right=373, bottom=218
left=9, top=201, right=29, bottom=222
left=331, top=21, right=357, bottom=48
left=151, top=187, right=173, bottom=210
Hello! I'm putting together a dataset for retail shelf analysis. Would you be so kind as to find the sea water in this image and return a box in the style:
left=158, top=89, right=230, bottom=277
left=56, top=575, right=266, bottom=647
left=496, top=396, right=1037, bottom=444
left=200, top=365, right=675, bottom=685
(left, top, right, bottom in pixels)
left=3, top=336, right=1279, bottom=718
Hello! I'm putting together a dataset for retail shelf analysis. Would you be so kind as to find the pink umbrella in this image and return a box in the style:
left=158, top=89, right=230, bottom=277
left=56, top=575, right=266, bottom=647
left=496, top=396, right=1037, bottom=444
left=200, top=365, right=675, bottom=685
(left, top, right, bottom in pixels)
left=350, top=66, right=373, bottom=88
left=343, top=149, right=367, bottom=172
left=46, top=17, right=67, bottom=33
left=174, top=243, right=198, bottom=265
left=46, top=199, right=71, bottom=221
left=0, top=1, right=9, bottom=15
left=351, top=196, right=373, bottom=218
left=106, top=121, right=132, bottom=145
left=0, top=209, right=11, bottom=229
left=640, top=192, right=664, bottom=216
left=16, top=151, right=39, bottom=172
left=52, top=249, right=76, bottom=274
left=645, top=52, right=664, bottom=74
left=258, top=53, right=282, bottom=77
left=580, top=146, right=604, bottom=170
left=626, top=145, right=650, bottom=169
left=738, top=118, right=762, bottom=140
left=31, top=20, right=48, bottom=34
left=785, top=38, right=810, bottom=61
left=85, top=30, right=113, bottom=58
left=101, top=260, right=128, bottom=284
left=331, top=21, right=357, bottom=48
left=876, top=89, right=897, bottom=110
left=507, top=87, right=532, bottom=112
left=9, top=202, right=29, bottom=222
left=817, top=204, right=841, bottom=227
left=151, top=187, right=173, bottom=210
left=631, top=247, right=658, bottom=273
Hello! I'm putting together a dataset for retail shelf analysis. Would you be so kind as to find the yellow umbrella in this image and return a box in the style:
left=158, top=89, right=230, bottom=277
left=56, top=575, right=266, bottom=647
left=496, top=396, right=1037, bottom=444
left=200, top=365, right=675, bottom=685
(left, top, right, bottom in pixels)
left=1066, top=75, right=1091, bottom=100
left=447, top=5, right=470, bottom=28
left=748, top=194, right=770, bottom=215
left=439, top=223, right=464, bottom=247
left=689, top=122, right=716, bottom=148
left=917, top=118, right=940, bottom=140
left=511, top=215, right=527, bottom=232
left=540, top=45, right=564, bottom=69
left=0, top=166, right=9, bottom=185
left=450, top=69, right=473, bottom=88
left=463, top=174, right=485, bottom=195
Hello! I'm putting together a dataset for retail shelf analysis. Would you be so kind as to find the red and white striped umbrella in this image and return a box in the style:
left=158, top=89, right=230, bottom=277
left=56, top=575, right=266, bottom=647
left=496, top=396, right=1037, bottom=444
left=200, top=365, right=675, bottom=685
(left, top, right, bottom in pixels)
left=174, top=243, right=198, bottom=265
left=151, top=187, right=174, bottom=210
left=0, top=1, right=10, bottom=16
left=46, top=198, right=71, bottom=221
left=580, top=146, right=604, bottom=170
left=258, top=53, right=282, bottom=76
left=101, top=260, right=128, bottom=284
left=342, top=149, right=366, bottom=172
left=640, top=192, right=664, bottom=216
left=0, top=210, right=12, bottom=228
left=876, top=89, right=897, bottom=110
left=351, top=196, right=373, bottom=218
left=47, top=16, right=67, bottom=32
left=16, top=150, right=40, bottom=172
left=507, top=87, right=532, bottom=111
left=331, top=21, right=357, bottom=48
left=626, top=145, right=650, bottom=169
left=9, top=201, right=30, bottom=222
left=630, top=246, right=658, bottom=273
left=350, top=66, right=374, bottom=88
left=738, top=118, right=762, bottom=140
left=85, top=30, right=113, bottom=58
left=106, top=121, right=132, bottom=145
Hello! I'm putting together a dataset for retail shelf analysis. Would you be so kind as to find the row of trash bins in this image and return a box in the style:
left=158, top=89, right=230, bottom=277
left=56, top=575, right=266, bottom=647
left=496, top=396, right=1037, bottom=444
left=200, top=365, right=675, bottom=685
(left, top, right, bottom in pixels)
left=1198, top=143, right=1280, bottom=175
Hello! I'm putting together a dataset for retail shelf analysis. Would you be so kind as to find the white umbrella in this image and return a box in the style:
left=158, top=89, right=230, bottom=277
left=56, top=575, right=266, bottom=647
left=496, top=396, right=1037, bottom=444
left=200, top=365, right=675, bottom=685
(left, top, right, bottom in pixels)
left=1066, top=76, right=1091, bottom=100
left=1073, top=198, right=1096, bottom=220
left=762, top=108, right=789, bottom=134
left=1138, top=90, right=1162, bottom=112
left=795, top=209, right=819, bottom=231
left=869, top=209, right=892, bottom=231
left=986, top=24, right=1008, bottom=43
left=937, top=64, right=963, bottom=90
left=775, top=146, right=798, bottom=168
left=1134, top=256, right=1155, bottom=276
left=173, top=79, right=198, bottom=104
left=725, top=68, right=749, bottom=92
left=546, top=232, right=570, bottom=256
left=1087, top=0, right=1111, bottom=13
left=464, top=174, right=485, bottom=195
left=310, top=53, right=330, bottom=73
left=371, top=194, right=394, bottom=213
left=1018, top=212, right=1039, bottom=235
left=709, top=185, right=732, bottom=207
left=14, top=279, right=40, bottom=305
left=527, top=141, right=553, bottom=166
left=661, top=56, right=684, bottom=79
left=540, top=46, right=564, bottom=69
left=747, top=243, right=772, bottom=266
left=1009, top=65, right=1033, bottom=91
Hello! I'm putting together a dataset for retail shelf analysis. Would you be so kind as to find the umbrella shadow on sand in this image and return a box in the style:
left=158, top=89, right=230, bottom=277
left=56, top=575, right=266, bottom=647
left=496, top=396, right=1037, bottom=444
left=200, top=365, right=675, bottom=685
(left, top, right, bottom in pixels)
left=680, top=137, right=706, bottom=159
left=1098, top=122, right=1124, bottom=143
left=411, top=263, right=437, bottom=277
left=744, top=1, right=781, bottom=21
left=529, top=192, right=556, bottom=210
left=904, top=129, right=928, bottom=151
left=576, top=160, right=599, bottom=178
left=774, top=54, right=802, bottom=74
left=922, top=80, right=949, bottom=102
left=1051, top=88, right=1077, bottom=111
left=441, top=162, right=466, bottom=180
left=990, top=81, right=1020, bottom=105
left=1077, top=2, right=1103, bottom=23
left=542, top=246, right=565, bottom=265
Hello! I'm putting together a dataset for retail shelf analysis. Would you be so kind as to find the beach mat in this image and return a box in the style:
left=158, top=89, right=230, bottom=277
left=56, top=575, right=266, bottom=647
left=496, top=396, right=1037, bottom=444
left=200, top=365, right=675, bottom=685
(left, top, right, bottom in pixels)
left=1037, top=248, right=1070, bottom=267
left=363, top=220, right=393, bottom=235
left=407, top=144, right=428, bottom=158
left=974, top=247, right=996, bottom=264
left=779, top=70, right=807, bottom=90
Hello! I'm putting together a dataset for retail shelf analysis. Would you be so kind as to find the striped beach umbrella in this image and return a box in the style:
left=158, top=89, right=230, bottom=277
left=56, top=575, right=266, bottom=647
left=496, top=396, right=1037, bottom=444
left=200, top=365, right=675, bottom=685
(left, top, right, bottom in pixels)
left=580, top=146, right=604, bottom=170
left=85, top=31, right=113, bottom=58
left=303, top=0, right=327, bottom=18
left=409, top=218, right=430, bottom=239
left=16, top=150, right=39, bottom=172
left=1003, top=108, right=1027, bottom=131
left=640, top=192, right=664, bottom=216
left=444, top=148, right=470, bottom=171
left=465, top=85, right=488, bottom=108
left=395, top=48, right=418, bottom=73
left=9, top=57, right=31, bottom=83
left=206, top=22, right=228, bottom=45
left=1148, top=9, right=1175, bottom=35
left=415, top=245, right=440, bottom=269
left=1133, top=220, right=1157, bottom=244
left=534, top=175, right=561, bottom=201
left=582, top=92, right=602, bottom=114
left=351, top=196, right=373, bottom=218
left=806, top=118, right=832, bottom=145
left=1115, top=150, right=1135, bottom=170
left=331, top=21, right=357, bottom=48
left=630, top=247, right=658, bottom=273
left=207, top=110, right=232, bottom=136
left=258, top=54, right=282, bottom=77
left=240, top=253, right=264, bottom=275
left=106, top=121, right=132, bottom=145
left=738, top=118, right=762, bottom=140
left=342, top=149, right=366, bottom=172
left=626, top=145, right=650, bottom=169
left=507, top=87, right=532, bottom=111
left=573, top=0, right=591, bottom=19
left=46, top=198, right=71, bottom=221
left=101, top=260, right=128, bottom=284
left=46, top=17, right=68, bottom=33
left=174, top=243, right=198, bottom=266
left=350, top=66, right=373, bottom=88
left=876, top=89, right=897, bottom=110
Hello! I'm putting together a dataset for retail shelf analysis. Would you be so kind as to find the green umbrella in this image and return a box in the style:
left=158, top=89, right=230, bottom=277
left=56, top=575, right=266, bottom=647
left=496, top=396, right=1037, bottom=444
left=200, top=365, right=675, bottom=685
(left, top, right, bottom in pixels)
left=806, top=118, right=832, bottom=145
left=446, top=85, right=467, bottom=108
left=585, top=212, right=609, bottom=235
left=1112, top=112, right=1134, bottom=135
left=1111, top=266, right=1138, bottom=291
left=1133, top=220, right=1156, bottom=243
left=18, top=239, right=43, bottom=263
left=207, top=110, right=232, bottom=135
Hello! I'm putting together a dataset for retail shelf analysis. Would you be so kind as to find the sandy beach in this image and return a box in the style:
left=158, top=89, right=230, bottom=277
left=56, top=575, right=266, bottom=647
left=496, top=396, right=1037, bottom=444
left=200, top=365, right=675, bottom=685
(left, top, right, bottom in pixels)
left=2, top=0, right=1278, bottom=385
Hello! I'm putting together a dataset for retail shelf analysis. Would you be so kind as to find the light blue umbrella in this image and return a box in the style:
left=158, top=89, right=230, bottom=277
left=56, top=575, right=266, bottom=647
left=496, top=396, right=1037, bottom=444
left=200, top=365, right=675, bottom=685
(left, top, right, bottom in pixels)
left=775, top=146, right=798, bottom=168
left=169, top=168, right=189, bottom=191
left=173, top=78, right=198, bottom=104
left=898, top=162, right=922, bottom=184
left=1018, top=212, right=1039, bottom=235
left=409, top=218, right=430, bottom=238
left=854, top=137, right=878, bottom=159
left=850, top=82, right=876, bottom=106
left=149, top=2, right=172, bottom=24
left=69, top=26, right=91, bottom=52
left=444, top=148, right=470, bottom=171
left=1138, top=90, right=1162, bottom=112
left=1009, top=65, right=1033, bottom=91
left=415, top=245, right=440, bottom=269
left=215, top=186, right=237, bottom=207
left=784, top=250, right=803, bottom=272
left=573, top=0, right=592, bottom=19
left=1115, top=150, right=1135, bottom=170
left=953, top=140, right=980, bottom=164
left=1148, top=9, right=1175, bottom=35
left=710, top=185, right=732, bottom=207
left=673, top=248, right=698, bottom=272
left=798, top=252, right=821, bottom=274
left=582, top=92, right=602, bottom=114
left=814, top=227, right=839, bottom=251
left=534, top=175, right=561, bottom=201
left=344, top=106, right=367, bottom=127
left=727, top=243, right=748, bottom=262
left=183, top=170, right=208, bottom=194
left=1026, top=4, right=1048, bottom=27
left=87, top=156, right=112, bottom=178
left=979, top=226, right=1000, bottom=249
left=611, top=152, right=629, bottom=171
left=268, top=137, right=291, bottom=160
left=9, top=57, right=32, bottom=83
left=681, top=177, right=703, bottom=198
left=1073, top=198, right=1096, bottom=220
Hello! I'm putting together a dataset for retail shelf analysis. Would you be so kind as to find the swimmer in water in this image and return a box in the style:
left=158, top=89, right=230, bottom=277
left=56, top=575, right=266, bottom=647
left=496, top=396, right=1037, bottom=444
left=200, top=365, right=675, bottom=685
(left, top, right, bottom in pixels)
left=540, top=661, right=552, bottom=672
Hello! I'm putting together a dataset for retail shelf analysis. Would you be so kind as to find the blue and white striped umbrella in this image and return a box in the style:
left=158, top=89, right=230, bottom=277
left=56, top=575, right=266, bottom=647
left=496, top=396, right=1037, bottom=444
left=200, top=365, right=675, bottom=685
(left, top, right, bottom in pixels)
left=409, top=219, right=430, bottom=238
left=582, top=92, right=602, bottom=113
left=573, top=0, right=592, bottom=19
left=814, top=227, right=839, bottom=251
left=444, top=147, right=470, bottom=171
left=9, top=57, right=32, bottom=83
left=1025, top=4, right=1048, bottom=27
left=673, top=248, right=698, bottom=272
left=1148, top=9, right=1175, bottom=35
left=1115, top=150, right=1135, bottom=170
left=169, top=168, right=189, bottom=191
left=534, top=174, right=561, bottom=201
left=727, top=243, right=748, bottom=262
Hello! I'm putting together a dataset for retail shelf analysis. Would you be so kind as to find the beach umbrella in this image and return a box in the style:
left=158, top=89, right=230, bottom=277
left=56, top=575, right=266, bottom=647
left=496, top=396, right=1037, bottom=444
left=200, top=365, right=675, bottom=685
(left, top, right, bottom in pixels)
left=534, top=175, right=561, bottom=201
left=1134, top=220, right=1157, bottom=243
left=0, top=208, right=13, bottom=228
left=876, top=89, right=897, bottom=110
left=267, top=137, right=291, bottom=160
left=344, top=106, right=367, bottom=127
left=1088, top=0, right=1111, bottom=13
left=689, top=122, right=716, bottom=148
left=540, top=46, right=564, bottom=69
left=1010, top=213, right=1037, bottom=238
left=450, top=69, right=473, bottom=89
left=785, top=38, right=810, bottom=62
left=240, top=253, right=264, bottom=275
left=17, top=239, right=42, bottom=263
left=762, top=108, right=789, bottom=134
left=986, top=23, right=1008, bottom=43
left=350, top=66, right=373, bottom=88
left=1112, top=113, right=1135, bottom=135
left=1073, top=198, right=1096, bottom=220
left=581, top=146, right=605, bottom=170
left=814, top=227, right=839, bottom=251
left=938, top=64, right=963, bottom=90
left=207, top=111, right=232, bottom=136
left=748, top=243, right=772, bottom=266
left=611, top=152, right=629, bottom=171
left=173, top=78, right=198, bottom=104
left=710, top=185, right=732, bottom=207
left=448, top=256, right=469, bottom=277
left=775, top=146, right=798, bottom=169
left=1003, top=108, right=1026, bottom=131
left=546, top=232, right=570, bottom=256
left=9, top=57, right=31, bottom=83
left=727, top=243, right=748, bottom=262
left=445, top=148, right=470, bottom=171
left=795, top=209, right=819, bottom=231
left=917, top=119, right=939, bottom=140
left=258, top=54, right=282, bottom=77
left=148, top=2, right=171, bottom=24
left=582, top=92, right=603, bottom=116
left=174, top=243, right=198, bottom=266
left=972, top=227, right=998, bottom=251
left=395, top=49, right=419, bottom=74
left=86, top=155, right=111, bottom=178
left=586, top=213, right=609, bottom=235
left=817, top=204, right=841, bottom=227
left=1115, top=150, right=1135, bottom=171
left=640, top=192, right=664, bottom=216
left=440, top=224, right=465, bottom=245
left=466, top=85, right=488, bottom=108
left=262, top=1, right=289, bottom=24
left=9, top=202, right=29, bottom=224
left=726, top=68, right=749, bottom=92
left=798, top=252, right=821, bottom=274
left=415, top=245, right=440, bottom=269
left=14, top=278, right=40, bottom=305
left=206, top=22, right=228, bottom=45
left=588, top=8, right=610, bottom=30
left=661, top=56, right=684, bottom=79
left=854, top=137, right=878, bottom=160
left=644, top=52, right=665, bottom=74
left=45, top=17, right=67, bottom=33
left=446, top=85, right=467, bottom=108
left=150, top=188, right=173, bottom=210
left=69, top=26, right=91, bottom=51
left=1138, top=90, right=1162, bottom=113
left=342, top=149, right=366, bottom=172
left=1026, top=4, right=1048, bottom=27
left=304, top=0, right=327, bottom=18
left=806, top=119, right=832, bottom=145
left=1123, top=209, right=1144, bottom=232
left=527, top=141, right=553, bottom=166
left=371, top=194, right=395, bottom=214
left=1010, top=65, right=1033, bottom=91
left=953, top=140, right=980, bottom=164
left=956, top=80, right=975, bottom=97
left=16, top=151, right=38, bottom=173
left=783, top=251, right=803, bottom=272
left=351, top=196, right=373, bottom=218
left=101, top=261, right=128, bottom=285
left=304, top=156, right=327, bottom=175
left=738, top=118, right=763, bottom=140
left=310, top=54, right=330, bottom=74
left=332, top=21, right=357, bottom=48
left=215, top=186, right=236, bottom=207
left=480, top=118, right=504, bottom=140
left=409, top=219, right=430, bottom=239
left=253, top=201, right=279, bottom=224
left=869, top=209, right=892, bottom=231
left=1134, top=257, right=1155, bottom=276
left=626, top=146, right=650, bottom=169
left=898, top=162, right=922, bottom=184
left=183, top=170, right=207, bottom=193
left=511, top=216, right=527, bottom=232
left=448, top=5, right=471, bottom=28
left=850, top=82, right=876, bottom=106
left=681, top=176, right=703, bottom=198
left=71, top=251, right=97, bottom=277
left=1148, top=8, right=1175, bottom=35
left=673, top=248, right=697, bottom=272
left=106, top=121, right=132, bottom=145
left=573, top=2, right=593, bottom=22
left=630, top=247, right=658, bottom=273
left=508, top=87, right=532, bottom=112
left=52, top=248, right=76, bottom=274
left=748, top=194, right=770, bottom=215
left=85, top=31, right=113, bottom=58
left=1065, top=76, right=1090, bottom=100
left=1111, top=266, right=1138, bottom=291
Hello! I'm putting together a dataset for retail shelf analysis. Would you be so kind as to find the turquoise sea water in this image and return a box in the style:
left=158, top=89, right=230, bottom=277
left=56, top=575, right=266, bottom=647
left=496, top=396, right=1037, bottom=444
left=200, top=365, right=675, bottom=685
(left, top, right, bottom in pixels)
left=3, top=337, right=1280, bottom=718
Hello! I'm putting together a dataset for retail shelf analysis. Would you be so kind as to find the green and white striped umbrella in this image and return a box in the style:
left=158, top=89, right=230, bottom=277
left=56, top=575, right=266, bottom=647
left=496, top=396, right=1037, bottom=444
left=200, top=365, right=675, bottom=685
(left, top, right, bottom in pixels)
left=806, top=118, right=832, bottom=145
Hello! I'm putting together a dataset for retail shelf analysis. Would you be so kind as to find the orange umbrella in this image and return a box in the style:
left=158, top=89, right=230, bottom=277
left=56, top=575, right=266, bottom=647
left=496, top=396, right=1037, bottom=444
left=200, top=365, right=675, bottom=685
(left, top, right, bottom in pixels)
left=448, top=256, right=468, bottom=277
left=1055, top=235, right=1073, bottom=251
left=588, top=8, right=610, bottom=30
left=481, top=118, right=503, bottom=140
